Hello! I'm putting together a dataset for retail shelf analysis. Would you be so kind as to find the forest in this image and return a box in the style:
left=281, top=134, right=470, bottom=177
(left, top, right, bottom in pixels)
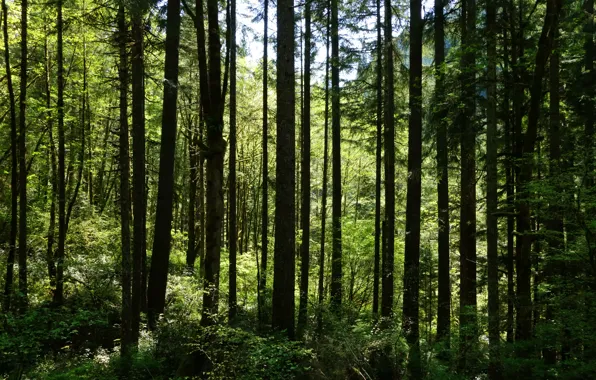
left=0, top=0, right=594, bottom=377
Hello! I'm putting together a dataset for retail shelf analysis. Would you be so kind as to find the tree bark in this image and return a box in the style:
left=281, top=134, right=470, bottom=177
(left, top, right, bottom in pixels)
left=330, top=0, right=343, bottom=313
left=228, top=0, right=238, bottom=323
left=118, top=5, right=132, bottom=356
left=131, top=1, right=147, bottom=342
left=54, top=0, right=66, bottom=307
left=271, top=0, right=296, bottom=339
left=434, top=0, right=450, bottom=349
left=297, top=0, right=311, bottom=336
left=1, top=0, right=17, bottom=313
left=403, top=0, right=422, bottom=375
left=487, top=0, right=501, bottom=376
left=459, top=0, right=477, bottom=367
left=147, top=0, right=181, bottom=328
left=258, top=0, right=269, bottom=327
left=372, top=0, right=382, bottom=320
left=17, top=0, right=28, bottom=313
left=381, top=0, right=394, bottom=320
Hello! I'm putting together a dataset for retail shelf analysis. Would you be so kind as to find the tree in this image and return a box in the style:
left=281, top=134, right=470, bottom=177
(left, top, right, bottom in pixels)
left=434, top=0, right=450, bottom=350
left=403, top=0, right=422, bottom=374
left=18, top=0, right=28, bottom=312
left=330, top=0, right=342, bottom=313
left=228, top=0, right=238, bottom=323
left=147, top=0, right=181, bottom=328
left=54, top=0, right=66, bottom=307
left=372, top=0, right=382, bottom=320
left=382, top=0, right=394, bottom=320
left=1, top=0, right=17, bottom=313
left=486, top=0, right=501, bottom=375
left=317, top=4, right=331, bottom=333
left=297, top=0, right=311, bottom=336
left=131, top=0, right=148, bottom=341
left=117, top=4, right=132, bottom=355
left=259, top=0, right=269, bottom=327
left=272, top=0, right=296, bottom=338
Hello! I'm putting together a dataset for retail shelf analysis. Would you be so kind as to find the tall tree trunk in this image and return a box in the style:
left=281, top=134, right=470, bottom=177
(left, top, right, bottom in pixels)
left=487, top=0, right=501, bottom=376
left=54, top=0, right=66, bottom=307
left=297, top=0, right=311, bottom=337
left=258, top=0, right=269, bottom=327
left=382, top=0, right=394, bottom=320
left=17, top=0, right=28, bottom=312
left=372, top=0, right=382, bottom=320
left=131, top=2, right=147, bottom=343
left=543, top=23, right=561, bottom=366
left=147, top=0, right=181, bottom=328
left=118, top=4, right=132, bottom=356
left=584, top=0, right=594, bottom=188
left=197, top=0, right=226, bottom=327
left=1, top=0, right=17, bottom=313
left=330, top=0, right=342, bottom=313
left=228, top=0, right=238, bottom=323
left=271, top=0, right=295, bottom=339
left=44, top=29, right=57, bottom=290
left=435, top=0, right=450, bottom=349
left=516, top=0, right=562, bottom=359
left=317, top=7, right=331, bottom=333
left=403, top=0, right=422, bottom=375
left=459, top=0, right=477, bottom=367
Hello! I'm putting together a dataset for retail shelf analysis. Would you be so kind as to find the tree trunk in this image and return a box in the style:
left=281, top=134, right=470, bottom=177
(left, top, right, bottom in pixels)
left=297, top=0, right=311, bottom=337
left=258, top=0, right=269, bottom=327
left=54, top=0, right=66, bottom=307
left=271, top=0, right=296, bottom=339
left=131, top=3, right=147, bottom=342
left=317, top=7, right=331, bottom=333
left=330, top=0, right=343, bottom=313
left=17, top=0, right=28, bottom=313
left=543, top=23, right=561, bottom=366
left=118, top=5, right=132, bottom=356
left=434, top=0, right=450, bottom=350
left=403, top=0, right=422, bottom=375
left=516, top=0, right=562, bottom=357
left=487, top=0, right=501, bottom=376
left=228, top=0, right=238, bottom=323
left=459, top=0, right=477, bottom=367
left=372, top=0, right=382, bottom=320
left=1, top=0, right=17, bottom=313
left=381, top=0, right=394, bottom=320
left=147, top=0, right=181, bottom=328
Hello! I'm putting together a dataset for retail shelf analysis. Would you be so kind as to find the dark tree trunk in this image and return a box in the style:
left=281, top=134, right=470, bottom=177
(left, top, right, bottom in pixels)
left=372, top=0, right=382, bottom=320
left=317, top=8, right=331, bottom=333
left=44, top=30, right=57, bottom=290
left=118, top=5, right=132, bottom=356
left=297, top=0, right=311, bottom=337
left=584, top=0, right=594, bottom=188
left=147, top=0, right=181, bottom=328
left=258, top=0, right=269, bottom=327
left=131, top=3, right=147, bottom=342
left=330, top=0, right=342, bottom=313
left=543, top=23, right=561, bottom=366
left=516, top=0, right=562, bottom=356
left=434, top=0, right=450, bottom=349
left=403, top=0, right=422, bottom=375
left=17, top=0, right=28, bottom=312
left=1, top=0, right=17, bottom=313
left=487, top=0, right=501, bottom=376
left=229, top=0, right=238, bottom=323
left=196, top=0, right=226, bottom=327
left=54, top=0, right=66, bottom=307
left=459, top=0, right=477, bottom=367
left=382, top=0, right=394, bottom=320
left=271, top=0, right=296, bottom=339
